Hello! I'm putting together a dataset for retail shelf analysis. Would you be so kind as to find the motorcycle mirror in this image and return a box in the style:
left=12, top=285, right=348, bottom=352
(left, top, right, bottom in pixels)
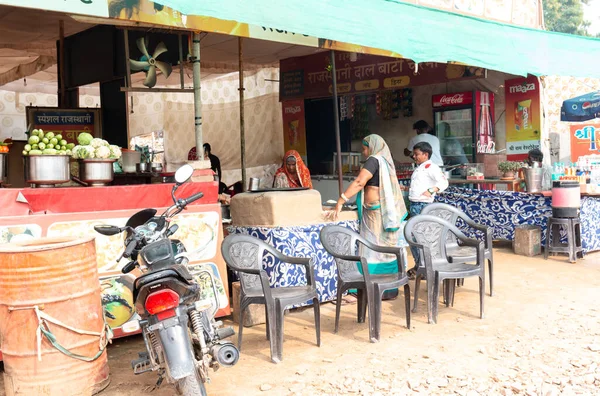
left=175, top=164, right=194, bottom=185
left=94, top=225, right=122, bottom=236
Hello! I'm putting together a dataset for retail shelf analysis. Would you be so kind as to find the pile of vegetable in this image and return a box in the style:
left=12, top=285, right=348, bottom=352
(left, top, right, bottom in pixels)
left=71, top=133, right=122, bottom=160
left=0, top=138, right=11, bottom=153
left=23, top=129, right=74, bottom=156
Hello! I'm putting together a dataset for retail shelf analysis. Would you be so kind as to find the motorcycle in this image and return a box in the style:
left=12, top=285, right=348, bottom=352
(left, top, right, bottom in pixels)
left=94, top=164, right=239, bottom=396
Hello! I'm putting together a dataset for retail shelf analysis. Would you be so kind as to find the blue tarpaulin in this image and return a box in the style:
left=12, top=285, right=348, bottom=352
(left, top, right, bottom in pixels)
left=561, top=91, right=600, bottom=122
left=152, top=0, right=600, bottom=78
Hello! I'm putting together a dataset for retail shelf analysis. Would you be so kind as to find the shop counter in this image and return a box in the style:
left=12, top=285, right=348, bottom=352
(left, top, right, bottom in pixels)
left=228, top=219, right=359, bottom=303
left=228, top=189, right=359, bottom=303
left=0, top=179, right=230, bottom=344
left=448, top=178, right=522, bottom=191
left=0, top=182, right=218, bottom=216
left=436, top=187, right=600, bottom=252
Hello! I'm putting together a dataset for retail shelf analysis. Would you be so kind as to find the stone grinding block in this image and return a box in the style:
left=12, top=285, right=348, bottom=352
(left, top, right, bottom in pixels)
left=231, top=190, right=325, bottom=227
left=231, top=281, right=266, bottom=327
left=513, top=225, right=541, bottom=256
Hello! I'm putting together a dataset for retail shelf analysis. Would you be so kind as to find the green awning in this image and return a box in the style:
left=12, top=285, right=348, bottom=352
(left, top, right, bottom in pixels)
left=153, top=0, right=600, bottom=78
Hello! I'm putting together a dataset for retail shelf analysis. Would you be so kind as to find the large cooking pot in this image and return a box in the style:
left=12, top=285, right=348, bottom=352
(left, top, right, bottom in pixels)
left=551, top=180, right=581, bottom=218
left=79, top=159, right=116, bottom=186
left=24, top=155, right=71, bottom=187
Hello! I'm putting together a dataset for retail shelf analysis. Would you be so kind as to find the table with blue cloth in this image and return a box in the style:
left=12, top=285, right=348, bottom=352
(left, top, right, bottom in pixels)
left=228, top=220, right=359, bottom=303
left=435, top=187, right=600, bottom=253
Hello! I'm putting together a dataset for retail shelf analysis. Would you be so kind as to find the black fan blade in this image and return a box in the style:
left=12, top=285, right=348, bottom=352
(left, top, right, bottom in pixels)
left=155, top=60, right=172, bottom=78
left=136, top=37, right=150, bottom=60
left=152, top=42, right=168, bottom=59
left=144, top=65, right=157, bottom=88
left=129, top=59, right=149, bottom=72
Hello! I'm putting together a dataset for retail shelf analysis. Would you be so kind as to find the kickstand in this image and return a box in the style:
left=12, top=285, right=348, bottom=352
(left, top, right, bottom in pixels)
left=144, top=372, right=165, bottom=392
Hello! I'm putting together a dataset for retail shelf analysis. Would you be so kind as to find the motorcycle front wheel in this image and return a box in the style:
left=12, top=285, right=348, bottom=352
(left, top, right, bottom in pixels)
left=176, top=372, right=207, bottom=396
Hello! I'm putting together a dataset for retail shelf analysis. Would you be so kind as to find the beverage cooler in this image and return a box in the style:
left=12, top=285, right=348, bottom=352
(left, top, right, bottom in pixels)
left=432, top=91, right=495, bottom=166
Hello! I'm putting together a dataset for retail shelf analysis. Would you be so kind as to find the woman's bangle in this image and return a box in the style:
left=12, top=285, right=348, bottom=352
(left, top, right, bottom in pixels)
left=341, top=193, right=349, bottom=202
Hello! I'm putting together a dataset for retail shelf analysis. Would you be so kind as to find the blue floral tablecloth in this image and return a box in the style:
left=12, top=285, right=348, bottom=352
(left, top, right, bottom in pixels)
left=435, top=187, right=600, bottom=253
left=228, top=220, right=359, bottom=303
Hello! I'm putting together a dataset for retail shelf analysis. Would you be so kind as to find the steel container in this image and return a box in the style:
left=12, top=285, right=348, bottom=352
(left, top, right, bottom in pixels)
left=24, top=155, right=71, bottom=187
left=248, top=177, right=260, bottom=191
left=0, top=153, right=6, bottom=184
left=136, top=162, right=149, bottom=173
left=79, top=159, right=116, bottom=186
left=524, top=168, right=543, bottom=193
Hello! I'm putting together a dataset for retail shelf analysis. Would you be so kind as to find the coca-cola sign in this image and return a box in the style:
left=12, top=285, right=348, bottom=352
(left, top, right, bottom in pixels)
left=432, top=92, right=474, bottom=108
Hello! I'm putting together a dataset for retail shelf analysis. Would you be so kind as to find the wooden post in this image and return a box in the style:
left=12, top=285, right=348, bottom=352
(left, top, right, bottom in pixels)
left=239, top=37, right=247, bottom=190
left=192, top=32, right=203, bottom=160
left=178, top=33, right=185, bottom=90
left=59, top=20, right=65, bottom=107
left=330, top=50, right=344, bottom=195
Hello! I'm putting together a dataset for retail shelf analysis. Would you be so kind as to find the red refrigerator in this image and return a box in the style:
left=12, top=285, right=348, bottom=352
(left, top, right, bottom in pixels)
left=432, top=91, right=495, bottom=166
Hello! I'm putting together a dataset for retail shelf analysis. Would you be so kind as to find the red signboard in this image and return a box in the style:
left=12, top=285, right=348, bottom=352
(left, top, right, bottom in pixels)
left=432, top=92, right=474, bottom=108
left=280, top=52, right=486, bottom=100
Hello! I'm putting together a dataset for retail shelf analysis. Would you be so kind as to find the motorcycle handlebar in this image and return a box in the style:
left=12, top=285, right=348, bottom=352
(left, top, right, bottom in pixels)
left=123, top=237, right=138, bottom=258
left=121, top=261, right=137, bottom=274
left=182, top=192, right=204, bottom=206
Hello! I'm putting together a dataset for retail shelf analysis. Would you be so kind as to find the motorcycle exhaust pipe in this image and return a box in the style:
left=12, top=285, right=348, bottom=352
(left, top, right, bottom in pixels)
left=211, top=342, right=240, bottom=367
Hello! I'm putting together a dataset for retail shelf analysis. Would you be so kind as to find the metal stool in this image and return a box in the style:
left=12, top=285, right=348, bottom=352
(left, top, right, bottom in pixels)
left=544, top=217, right=584, bottom=263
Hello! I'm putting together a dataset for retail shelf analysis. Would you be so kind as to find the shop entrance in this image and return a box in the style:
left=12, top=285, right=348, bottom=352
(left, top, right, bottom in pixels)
left=305, top=98, right=351, bottom=175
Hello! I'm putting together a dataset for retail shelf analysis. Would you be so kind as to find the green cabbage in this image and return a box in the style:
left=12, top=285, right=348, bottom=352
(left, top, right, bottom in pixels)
left=77, top=132, right=94, bottom=146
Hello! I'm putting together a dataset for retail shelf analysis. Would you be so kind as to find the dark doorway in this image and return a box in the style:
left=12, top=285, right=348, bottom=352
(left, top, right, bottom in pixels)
left=304, top=98, right=351, bottom=175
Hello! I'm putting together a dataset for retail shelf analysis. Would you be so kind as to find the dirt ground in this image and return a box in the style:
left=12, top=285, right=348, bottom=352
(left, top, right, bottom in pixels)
left=1, top=245, right=600, bottom=395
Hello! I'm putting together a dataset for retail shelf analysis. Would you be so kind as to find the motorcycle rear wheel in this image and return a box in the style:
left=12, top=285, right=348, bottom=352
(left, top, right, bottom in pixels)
left=175, top=372, right=207, bottom=396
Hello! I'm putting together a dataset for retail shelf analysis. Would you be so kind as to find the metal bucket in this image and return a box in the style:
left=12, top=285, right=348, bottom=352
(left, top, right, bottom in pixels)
left=524, top=168, right=543, bottom=193
left=0, top=236, right=110, bottom=395
left=24, top=155, right=71, bottom=187
left=248, top=177, right=260, bottom=191
left=120, top=150, right=141, bottom=173
left=79, top=159, right=116, bottom=187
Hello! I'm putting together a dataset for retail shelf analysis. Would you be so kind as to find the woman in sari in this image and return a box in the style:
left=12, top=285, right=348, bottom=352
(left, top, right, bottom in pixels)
left=273, top=150, right=313, bottom=189
left=331, top=134, right=407, bottom=300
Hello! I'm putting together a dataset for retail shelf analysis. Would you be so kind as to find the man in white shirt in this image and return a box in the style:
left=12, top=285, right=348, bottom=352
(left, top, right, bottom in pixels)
left=407, top=141, right=449, bottom=271
left=404, top=120, right=444, bottom=166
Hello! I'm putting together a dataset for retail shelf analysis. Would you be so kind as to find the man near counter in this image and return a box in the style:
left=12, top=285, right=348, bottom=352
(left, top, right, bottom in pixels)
left=407, top=142, right=449, bottom=271
left=404, top=120, right=444, bottom=166
left=525, top=148, right=552, bottom=191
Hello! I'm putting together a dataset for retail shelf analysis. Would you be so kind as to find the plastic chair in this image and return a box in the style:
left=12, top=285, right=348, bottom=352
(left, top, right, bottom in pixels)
left=221, top=235, right=320, bottom=363
left=404, top=215, right=485, bottom=324
left=320, top=225, right=410, bottom=342
left=421, top=203, right=494, bottom=296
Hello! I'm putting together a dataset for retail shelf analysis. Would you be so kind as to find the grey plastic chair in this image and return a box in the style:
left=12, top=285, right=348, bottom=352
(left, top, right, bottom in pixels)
left=421, top=203, right=494, bottom=296
left=221, top=234, right=320, bottom=363
left=404, top=215, right=485, bottom=324
left=320, top=225, right=410, bottom=342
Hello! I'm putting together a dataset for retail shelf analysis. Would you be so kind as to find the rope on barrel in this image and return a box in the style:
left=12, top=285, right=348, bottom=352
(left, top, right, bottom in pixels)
left=9, top=305, right=113, bottom=362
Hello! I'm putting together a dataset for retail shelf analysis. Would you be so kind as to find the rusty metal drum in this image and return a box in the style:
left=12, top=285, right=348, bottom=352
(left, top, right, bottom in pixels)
left=0, top=236, right=110, bottom=395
